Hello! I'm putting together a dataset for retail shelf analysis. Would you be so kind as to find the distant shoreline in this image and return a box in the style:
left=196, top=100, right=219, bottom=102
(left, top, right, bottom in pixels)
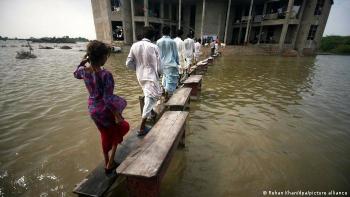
left=0, top=36, right=89, bottom=43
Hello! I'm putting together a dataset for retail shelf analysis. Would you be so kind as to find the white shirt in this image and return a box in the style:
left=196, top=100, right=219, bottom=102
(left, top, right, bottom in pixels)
left=183, top=38, right=195, bottom=59
left=194, top=42, right=202, bottom=56
left=126, top=38, right=162, bottom=98
left=173, top=37, right=185, bottom=63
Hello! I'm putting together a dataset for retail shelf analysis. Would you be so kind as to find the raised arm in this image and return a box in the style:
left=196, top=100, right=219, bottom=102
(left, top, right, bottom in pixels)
left=73, top=59, right=89, bottom=79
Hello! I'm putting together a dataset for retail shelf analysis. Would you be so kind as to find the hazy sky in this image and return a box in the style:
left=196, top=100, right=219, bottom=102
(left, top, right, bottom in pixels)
left=0, top=0, right=349, bottom=39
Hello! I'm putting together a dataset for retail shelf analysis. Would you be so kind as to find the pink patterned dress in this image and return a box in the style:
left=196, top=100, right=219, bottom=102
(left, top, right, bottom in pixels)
left=74, top=65, right=129, bottom=153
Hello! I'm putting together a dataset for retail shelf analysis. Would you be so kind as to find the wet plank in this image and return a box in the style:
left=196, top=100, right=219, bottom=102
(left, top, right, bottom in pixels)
left=165, top=87, right=191, bottom=110
left=183, top=75, right=202, bottom=84
left=117, top=111, right=189, bottom=178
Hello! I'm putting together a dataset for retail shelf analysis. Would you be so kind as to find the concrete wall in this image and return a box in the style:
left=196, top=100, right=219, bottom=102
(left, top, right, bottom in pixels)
left=182, top=5, right=191, bottom=37
left=295, top=0, right=333, bottom=53
left=91, top=0, right=113, bottom=43
left=195, top=0, right=227, bottom=40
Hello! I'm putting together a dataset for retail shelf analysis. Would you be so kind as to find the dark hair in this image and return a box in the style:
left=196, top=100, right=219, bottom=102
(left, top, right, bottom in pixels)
left=187, top=32, right=194, bottom=38
left=142, top=26, right=155, bottom=40
left=86, top=40, right=111, bottom=66
left=176, top=29, right=183, bottom=37
left=162, top=26, right=171, bottom=35
left=197, top=38, right=201, bottom=43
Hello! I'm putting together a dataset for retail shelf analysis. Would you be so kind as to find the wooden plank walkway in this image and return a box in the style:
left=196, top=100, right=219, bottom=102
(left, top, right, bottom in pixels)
left=165, top=87, right=191, bottom=111
left=117, top=111, right=189, bottom=197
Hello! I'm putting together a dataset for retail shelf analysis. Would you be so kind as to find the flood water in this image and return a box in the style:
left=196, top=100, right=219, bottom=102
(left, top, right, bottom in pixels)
left=0, top=41, right=349, bottom=197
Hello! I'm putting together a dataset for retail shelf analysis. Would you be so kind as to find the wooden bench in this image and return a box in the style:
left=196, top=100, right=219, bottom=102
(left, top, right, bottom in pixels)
left=117, top=111, right=189, bottom=197
left=165, top=87, right=191, bottom=111
left=73, top=127, right=148, bottom=197
left=183, top=75, right=203, bottom=100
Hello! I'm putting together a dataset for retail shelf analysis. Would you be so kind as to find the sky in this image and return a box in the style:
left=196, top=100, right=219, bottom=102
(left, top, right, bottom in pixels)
left=0, top=0, right=349, bottom=40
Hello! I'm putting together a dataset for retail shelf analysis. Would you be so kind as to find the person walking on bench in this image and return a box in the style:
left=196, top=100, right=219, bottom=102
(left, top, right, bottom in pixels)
left=126, top=26, right=163, bottom=136
left=156, top=26, right=179, bottom=101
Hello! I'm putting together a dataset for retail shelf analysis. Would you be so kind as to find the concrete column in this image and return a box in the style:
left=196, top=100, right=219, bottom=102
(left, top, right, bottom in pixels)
left=291, top=0, right=306, bottom=48
left=130, top=0, right=136, bottom=42
left=257, top=1, right=267, bottom=44
left=91, top=0, right=113, bottom=43
left=200, top=0, right=206, bottom=43
left=121, top=0, right=133, bottom=44
left=178, top=0, right=182, bottom=29
left=244, top=0, right=254, bottom=45
left=144, top=0, right=149, bottom=26
left=224, top=0, right=232, bottom=44
left=279, top=0, right=294, bottom=49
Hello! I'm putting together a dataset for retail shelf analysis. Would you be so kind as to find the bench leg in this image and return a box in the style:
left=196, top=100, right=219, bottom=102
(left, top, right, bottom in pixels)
left=126, top=176, right=160, bottom=197
left=179, top=128, right=186, bottom=148
left=186, top=83, right=201, bottom=100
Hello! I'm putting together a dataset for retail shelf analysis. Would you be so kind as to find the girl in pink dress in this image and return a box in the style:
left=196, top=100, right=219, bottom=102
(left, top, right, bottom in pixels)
left=74, top=40, right=129, bottom=174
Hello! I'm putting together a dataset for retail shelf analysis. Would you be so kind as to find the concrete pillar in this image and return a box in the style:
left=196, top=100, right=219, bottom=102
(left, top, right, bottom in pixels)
left=244, top=0, right=254, bottom=45
left=91, top=0, right=113, bottom=43
left=279, top=0, right=294, bottom=49
left=121, top=0, right=133, bottom=44
left=291, top=0, right=306, bottom=48
left=224, top=0, right=232, bottom=44
left=200, top=0, right=206, bottom=43
left=144, top=0, right=149, bottom=26
left=257, top=1, right=267, bottom=44
left=178, top=0, right=182, bottom=29
left=130, top=0, right=136, bottom=42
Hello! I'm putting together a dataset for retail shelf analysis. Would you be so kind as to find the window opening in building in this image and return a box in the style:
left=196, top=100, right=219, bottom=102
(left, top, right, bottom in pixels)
left=111, top=0, right=121, bottom=12
left=307, top=25, right=318, bottom=40
left=314, top=0, right=325, bottom=15
left=112, top=21, right=124, bottom=41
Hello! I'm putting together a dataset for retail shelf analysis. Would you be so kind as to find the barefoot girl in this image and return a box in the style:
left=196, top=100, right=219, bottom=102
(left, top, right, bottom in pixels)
left=74, top=40, right=129, bottom=174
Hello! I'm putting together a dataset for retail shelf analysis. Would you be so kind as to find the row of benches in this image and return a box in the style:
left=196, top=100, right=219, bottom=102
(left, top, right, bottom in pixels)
left=73, top=56, right=215, bottom=197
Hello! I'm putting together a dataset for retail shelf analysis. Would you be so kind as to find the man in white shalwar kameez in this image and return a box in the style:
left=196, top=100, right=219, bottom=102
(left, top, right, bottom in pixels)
left=126, top=26, right=162, bottom=136
left=183, top=33, right=195, bottom=74
left=194, top=38, right=202, bottom=62
left=173, top=29, right=185, bottom=80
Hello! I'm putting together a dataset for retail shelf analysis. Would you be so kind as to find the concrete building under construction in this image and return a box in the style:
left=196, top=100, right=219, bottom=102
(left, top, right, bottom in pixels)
left=91, top=0, right=333, bottom=54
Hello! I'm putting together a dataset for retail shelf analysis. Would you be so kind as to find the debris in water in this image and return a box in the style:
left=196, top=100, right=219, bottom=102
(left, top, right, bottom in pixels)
left=16, top=41, right=36, bottom=59
left=60, top=46, right=72, bottom=49
left=0, top=171, right=8, bottom=179
left=14, top=176, right=27, bottom=188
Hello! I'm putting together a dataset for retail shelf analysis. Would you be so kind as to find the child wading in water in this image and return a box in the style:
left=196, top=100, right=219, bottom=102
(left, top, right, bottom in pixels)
left=74, top=40, right=129, bottom=174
